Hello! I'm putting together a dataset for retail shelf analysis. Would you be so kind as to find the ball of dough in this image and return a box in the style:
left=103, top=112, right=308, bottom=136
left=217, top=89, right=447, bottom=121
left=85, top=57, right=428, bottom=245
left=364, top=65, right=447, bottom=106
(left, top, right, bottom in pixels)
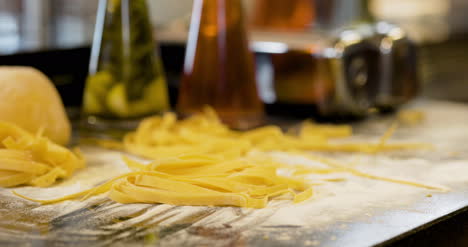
left=0, top=66, right=71, bottom=146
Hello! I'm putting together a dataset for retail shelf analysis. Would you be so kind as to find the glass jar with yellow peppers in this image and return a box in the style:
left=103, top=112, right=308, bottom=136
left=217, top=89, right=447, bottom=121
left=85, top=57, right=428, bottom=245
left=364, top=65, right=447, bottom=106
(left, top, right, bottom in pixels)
left=83, top=0, right=169, bottom=128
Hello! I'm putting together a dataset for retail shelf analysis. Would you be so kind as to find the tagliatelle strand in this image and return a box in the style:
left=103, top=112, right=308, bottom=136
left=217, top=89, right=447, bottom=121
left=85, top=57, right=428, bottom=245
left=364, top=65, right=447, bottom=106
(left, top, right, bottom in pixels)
left=13, top=172, right=141, bottom=204
left=17, top=109, right=441, bottom=208
left=15, top=156, right=318, bottom=208
left=0, top=122, right=85, bottom=187
left=15, top=150, right=447, bottom=208
left=119, top=110, right=430, bottom=160
left=292, top=151, right=449, bottom=192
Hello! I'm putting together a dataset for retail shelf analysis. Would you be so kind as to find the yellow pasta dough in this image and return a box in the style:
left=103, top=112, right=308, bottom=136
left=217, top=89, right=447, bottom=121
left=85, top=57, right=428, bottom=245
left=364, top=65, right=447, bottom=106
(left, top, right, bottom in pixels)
left=121, top=108, right=428, bottom=159
left=0, top=121, right=85, bottom=187
left=0, top=67, right=71, bottom=146
left=16, top=108, right=442, bottom=208
left=15, top=154, right=319, bottom=208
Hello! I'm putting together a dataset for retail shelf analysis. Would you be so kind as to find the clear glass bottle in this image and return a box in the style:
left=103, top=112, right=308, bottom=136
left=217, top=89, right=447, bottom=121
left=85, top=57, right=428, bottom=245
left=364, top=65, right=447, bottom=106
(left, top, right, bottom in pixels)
left=82, top=0, right=169, bottom=128
left=177, top=0, right=264, bottom=129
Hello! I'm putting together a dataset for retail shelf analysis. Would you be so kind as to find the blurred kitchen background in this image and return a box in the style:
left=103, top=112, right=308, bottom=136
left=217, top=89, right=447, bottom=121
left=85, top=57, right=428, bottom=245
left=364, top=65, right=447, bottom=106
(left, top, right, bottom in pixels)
left=1, top=0, right=468, bottom=106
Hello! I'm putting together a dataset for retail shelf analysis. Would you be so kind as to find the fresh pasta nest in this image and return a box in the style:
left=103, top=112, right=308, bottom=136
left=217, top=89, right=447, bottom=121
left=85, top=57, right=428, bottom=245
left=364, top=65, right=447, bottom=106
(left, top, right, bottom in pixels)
left=28, top=154, right=316, bottom=208
left=0, top=121, right=85, bottom=187
left=16, top=109, right=443, bottom=208
left=121, top=108, right=427, bottom=160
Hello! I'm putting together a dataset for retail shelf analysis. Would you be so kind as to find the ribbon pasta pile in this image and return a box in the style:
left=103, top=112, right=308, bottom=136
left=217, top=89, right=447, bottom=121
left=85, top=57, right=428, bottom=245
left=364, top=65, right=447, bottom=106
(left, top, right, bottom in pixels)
left=0, top=122, right=85, bottom=187
left=122, top=108, right=425, bottom=160
left=16, top=109, right=443, bottom=208
left=28, top=154, right=318, bottom=208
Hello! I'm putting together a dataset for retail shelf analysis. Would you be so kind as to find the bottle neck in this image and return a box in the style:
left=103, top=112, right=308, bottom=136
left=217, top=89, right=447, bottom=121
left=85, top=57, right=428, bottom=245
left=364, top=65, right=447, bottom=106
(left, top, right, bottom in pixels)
left=357, top=0, right=375, bottom=23
left=184, top=0, right=250, bottom=72
left=196, top=0, right=244, bottom=26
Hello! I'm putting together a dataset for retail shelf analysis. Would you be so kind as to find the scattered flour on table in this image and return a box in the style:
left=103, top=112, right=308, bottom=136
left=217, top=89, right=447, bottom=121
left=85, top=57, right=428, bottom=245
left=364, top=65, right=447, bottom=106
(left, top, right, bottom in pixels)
left=262, top=153, right=468, bottom=228
left=13, top=146, right=130, bottom=200
left=2, top=147, right=131, bottom=220
left=2, top=100, right=468, bottom=236
left=261, top=101, right=468, bottom=228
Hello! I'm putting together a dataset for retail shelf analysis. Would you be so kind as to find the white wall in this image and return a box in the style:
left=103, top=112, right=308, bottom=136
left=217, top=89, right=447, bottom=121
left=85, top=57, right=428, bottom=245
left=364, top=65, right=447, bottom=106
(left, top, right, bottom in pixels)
left=148, top=0, right=193, bottom=27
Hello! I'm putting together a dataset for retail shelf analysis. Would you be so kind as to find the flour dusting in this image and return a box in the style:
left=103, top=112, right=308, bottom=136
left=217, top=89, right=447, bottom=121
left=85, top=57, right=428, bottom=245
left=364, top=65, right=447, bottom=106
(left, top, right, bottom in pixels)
left=1, top=100, right=468, bottom=247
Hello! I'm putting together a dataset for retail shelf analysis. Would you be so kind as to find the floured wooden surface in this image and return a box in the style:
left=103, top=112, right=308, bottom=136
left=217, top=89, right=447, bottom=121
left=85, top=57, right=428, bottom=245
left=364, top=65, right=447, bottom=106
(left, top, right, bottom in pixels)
left=1, top=100, right=468, bottom=247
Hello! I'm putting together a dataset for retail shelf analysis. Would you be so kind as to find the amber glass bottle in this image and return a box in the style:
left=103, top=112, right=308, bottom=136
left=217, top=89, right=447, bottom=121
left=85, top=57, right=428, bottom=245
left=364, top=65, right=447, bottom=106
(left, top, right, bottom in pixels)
left=177, top=0, right=264, bottom=129
left=251, top=0, right=316, bottom=31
